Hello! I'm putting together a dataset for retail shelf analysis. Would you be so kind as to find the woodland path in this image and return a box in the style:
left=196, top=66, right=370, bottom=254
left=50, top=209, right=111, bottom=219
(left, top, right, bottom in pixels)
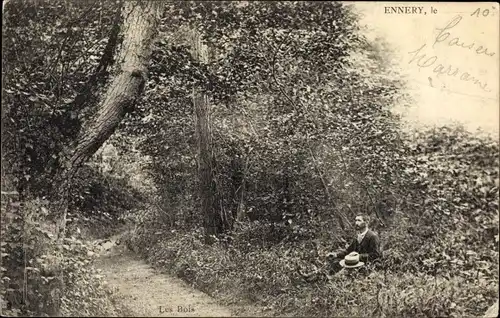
left=92, top=235, right=266, bottom=317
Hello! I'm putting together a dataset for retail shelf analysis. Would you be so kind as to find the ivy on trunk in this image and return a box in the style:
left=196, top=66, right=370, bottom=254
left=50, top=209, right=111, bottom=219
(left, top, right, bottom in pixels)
left=52, top=0, right=162, bottom=239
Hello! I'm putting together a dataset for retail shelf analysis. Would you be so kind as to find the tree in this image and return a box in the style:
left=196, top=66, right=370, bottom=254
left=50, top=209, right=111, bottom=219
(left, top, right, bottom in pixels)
left=132, top=1, right=405, bottom=238
left=189, top=29, right=231, bottom=243
left=52, top=0, right=162, bottom=239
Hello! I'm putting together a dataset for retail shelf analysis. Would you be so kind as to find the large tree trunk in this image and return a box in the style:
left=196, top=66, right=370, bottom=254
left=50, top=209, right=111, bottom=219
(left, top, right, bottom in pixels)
left=189, top=30, right=229, bottom=243
left=53, top=0, right=161, bottom=239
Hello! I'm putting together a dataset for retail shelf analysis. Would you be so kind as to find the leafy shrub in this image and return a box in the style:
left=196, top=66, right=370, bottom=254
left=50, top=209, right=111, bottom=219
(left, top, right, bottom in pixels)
left=382, top=125, right=499, bottom=277
left=122, top=0, right=409, bottom=239
left=67, top=165, right=147, bottom=239
left=130, top=124, right=498, bottom=317
left=2, top=0, right=120, bottom=197
left=1, top=195, right=118, bottom=317
left=134, top=225, right=498, bottom=318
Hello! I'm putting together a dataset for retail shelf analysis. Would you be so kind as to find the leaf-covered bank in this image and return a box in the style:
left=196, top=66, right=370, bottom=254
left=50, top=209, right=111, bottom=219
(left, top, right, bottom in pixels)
left=129, top=126, right=499, bottom=317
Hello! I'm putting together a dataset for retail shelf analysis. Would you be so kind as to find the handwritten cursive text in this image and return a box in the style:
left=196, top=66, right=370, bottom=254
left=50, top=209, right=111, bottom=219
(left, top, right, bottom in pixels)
left=433, top=15, right=495, bottom=57
left=408, top=44, right=491, bottom=92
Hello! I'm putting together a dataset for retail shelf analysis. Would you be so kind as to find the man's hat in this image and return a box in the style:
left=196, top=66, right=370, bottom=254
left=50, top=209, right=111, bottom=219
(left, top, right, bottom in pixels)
left=340, top=252, right=364, bottom=268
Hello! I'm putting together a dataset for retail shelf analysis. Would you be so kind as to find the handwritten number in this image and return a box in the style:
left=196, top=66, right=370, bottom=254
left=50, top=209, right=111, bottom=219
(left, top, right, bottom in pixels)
left=471, top=8, right=490, bottom=17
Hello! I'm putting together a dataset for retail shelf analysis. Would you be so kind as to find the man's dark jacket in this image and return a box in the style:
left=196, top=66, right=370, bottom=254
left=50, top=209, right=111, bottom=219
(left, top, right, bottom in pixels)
left=336, top=229, right=381, bottom=262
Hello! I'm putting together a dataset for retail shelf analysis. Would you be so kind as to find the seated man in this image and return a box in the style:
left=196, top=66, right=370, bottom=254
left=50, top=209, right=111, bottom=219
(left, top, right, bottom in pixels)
left=328, top=215, right=381, bottom=273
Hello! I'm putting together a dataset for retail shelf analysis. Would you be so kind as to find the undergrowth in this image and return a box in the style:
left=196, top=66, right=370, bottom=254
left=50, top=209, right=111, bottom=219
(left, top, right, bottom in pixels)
left=0, top=195, right=120, bottom=317
left=130, top=125, right=499, bottom=317
left=0, top=165, right=142, bottom=317
left=133, top=224, right=497, bottom=317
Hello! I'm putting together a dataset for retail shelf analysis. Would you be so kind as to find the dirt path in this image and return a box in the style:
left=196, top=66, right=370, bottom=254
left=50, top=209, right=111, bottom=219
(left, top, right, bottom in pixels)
left=92, top=237, right=260, bottom=317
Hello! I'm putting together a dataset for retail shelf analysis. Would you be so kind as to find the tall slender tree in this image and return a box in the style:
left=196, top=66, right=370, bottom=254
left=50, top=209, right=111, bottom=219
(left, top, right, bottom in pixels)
left=189, top=30, right=230, bottom=243
left=53, top=0, right=162, bottom=239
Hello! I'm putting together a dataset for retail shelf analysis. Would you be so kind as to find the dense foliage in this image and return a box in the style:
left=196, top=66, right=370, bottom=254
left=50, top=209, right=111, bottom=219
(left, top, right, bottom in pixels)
left=133, top=125, right=498, bottom=317
left=1, top=193, right=120, bottom=317
left=384, top=125, right=499, bottom=277
left=2, top=0, right=121, bottom=196
left=2, top=0, right=129, bottom=316
left=123, top=1, right=410, bottom=241
left=1, top=0, right=498, bottom=317
left=123, top=2, right=498, bottom=317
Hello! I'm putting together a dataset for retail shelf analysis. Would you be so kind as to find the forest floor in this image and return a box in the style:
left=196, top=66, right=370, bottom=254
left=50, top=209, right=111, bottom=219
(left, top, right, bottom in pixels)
left=92, top=235, right=266, bottom=317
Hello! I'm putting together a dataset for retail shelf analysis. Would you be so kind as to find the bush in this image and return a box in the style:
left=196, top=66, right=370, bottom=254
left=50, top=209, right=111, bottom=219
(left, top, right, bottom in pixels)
left=129, top=124, right=498, bottom=317
left=132, top=225, right=498, bottom=317
left=0, top=195, right=118, bottom=317
left=67, top=165, right=148, bottom=239
left=383, top=125, right=499, bottom=277
left=2, top=0, right=120, bottom=198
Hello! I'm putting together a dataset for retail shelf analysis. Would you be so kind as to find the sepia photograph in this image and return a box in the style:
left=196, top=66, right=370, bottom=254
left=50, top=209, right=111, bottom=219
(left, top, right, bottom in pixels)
left=1, top=1, right=499, bottom=317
